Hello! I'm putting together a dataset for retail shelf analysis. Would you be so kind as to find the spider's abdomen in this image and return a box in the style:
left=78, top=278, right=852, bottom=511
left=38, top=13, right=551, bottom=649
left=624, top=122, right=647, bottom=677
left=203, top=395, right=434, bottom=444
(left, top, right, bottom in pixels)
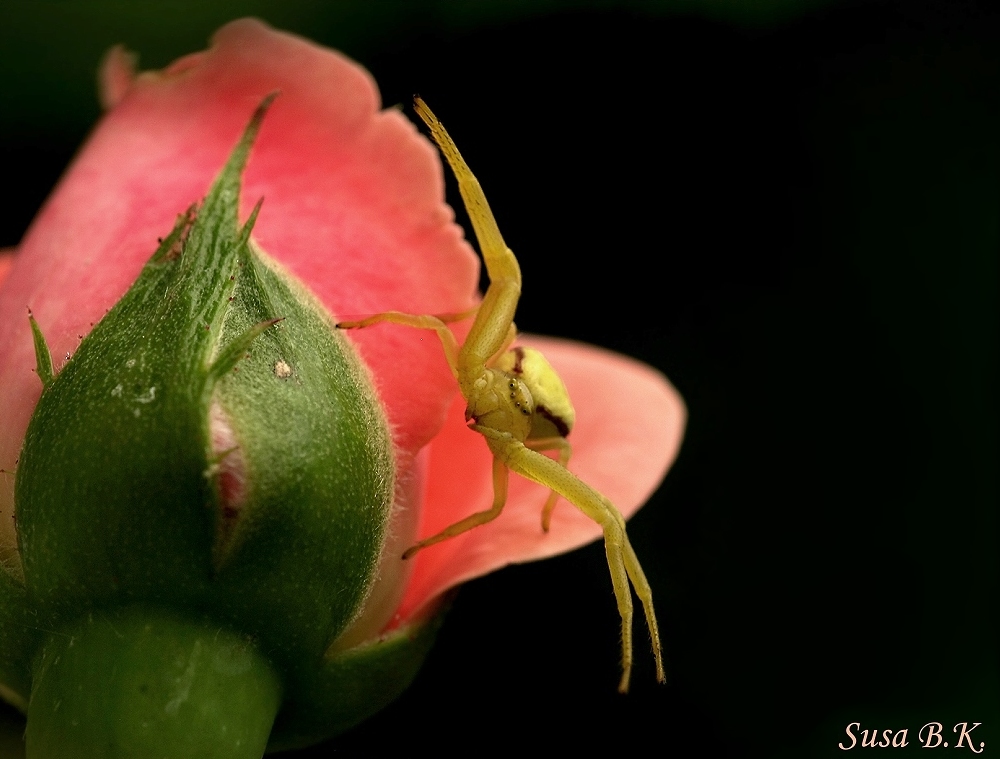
left=494, top=347, right=576, bottom=440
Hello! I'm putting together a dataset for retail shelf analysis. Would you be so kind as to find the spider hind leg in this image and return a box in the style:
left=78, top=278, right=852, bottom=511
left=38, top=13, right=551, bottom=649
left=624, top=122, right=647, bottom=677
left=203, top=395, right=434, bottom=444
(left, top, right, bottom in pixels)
left=477, top=427, right=665, bottom=691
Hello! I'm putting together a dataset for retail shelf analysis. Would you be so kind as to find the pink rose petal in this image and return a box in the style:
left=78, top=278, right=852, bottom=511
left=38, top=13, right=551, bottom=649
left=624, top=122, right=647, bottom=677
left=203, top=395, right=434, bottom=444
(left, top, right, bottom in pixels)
left=0, top=251, right=13, bottom=290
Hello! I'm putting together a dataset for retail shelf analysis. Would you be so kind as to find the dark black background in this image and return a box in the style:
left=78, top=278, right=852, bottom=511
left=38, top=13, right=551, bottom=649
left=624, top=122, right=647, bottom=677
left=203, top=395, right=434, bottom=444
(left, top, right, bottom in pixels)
left=1, top=2, right=996, bottom=757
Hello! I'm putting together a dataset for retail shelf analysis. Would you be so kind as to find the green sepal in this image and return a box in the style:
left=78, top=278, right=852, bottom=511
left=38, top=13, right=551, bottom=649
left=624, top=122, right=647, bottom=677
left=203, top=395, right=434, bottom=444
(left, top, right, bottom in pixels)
left=205, top=240, right=394, bottom=666
left=205, top=317, right=282, bottom=386
left=15, top=97, right=279, bottom=618
left=27, top=315, right=53, bottom=389
left=268, top=605, right=448, bottom=753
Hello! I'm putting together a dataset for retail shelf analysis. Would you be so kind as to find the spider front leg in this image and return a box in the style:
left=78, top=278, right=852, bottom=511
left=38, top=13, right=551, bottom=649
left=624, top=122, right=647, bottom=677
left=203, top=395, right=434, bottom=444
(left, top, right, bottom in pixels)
left=401, top=456, right=510, bottom=560
left=476, top=426, right=665, bottom=692
left=336, top=311, right=467, bottom=378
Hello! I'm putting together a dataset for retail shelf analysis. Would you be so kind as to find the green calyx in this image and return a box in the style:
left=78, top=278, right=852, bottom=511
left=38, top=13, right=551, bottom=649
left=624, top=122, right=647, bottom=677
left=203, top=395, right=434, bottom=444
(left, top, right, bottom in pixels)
left=0, top=96, right=439, bottom=755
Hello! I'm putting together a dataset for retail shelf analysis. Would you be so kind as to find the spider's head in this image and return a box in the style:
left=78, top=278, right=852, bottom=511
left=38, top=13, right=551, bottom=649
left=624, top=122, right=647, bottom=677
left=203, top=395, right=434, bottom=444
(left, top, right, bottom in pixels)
left=466, top=369, right=534, bottom=440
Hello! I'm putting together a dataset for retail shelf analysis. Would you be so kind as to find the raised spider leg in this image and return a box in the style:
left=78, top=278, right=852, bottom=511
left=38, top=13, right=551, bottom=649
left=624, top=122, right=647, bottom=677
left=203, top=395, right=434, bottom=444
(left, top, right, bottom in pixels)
left=413, top=98, right=522, bottom=389
left=523, top=436, right=573, bottom=531
left=401, top=456, right=510, bottom=560
left=474, top=425, right=665, bottom=693
left=487, top=322, right=519, bottom=366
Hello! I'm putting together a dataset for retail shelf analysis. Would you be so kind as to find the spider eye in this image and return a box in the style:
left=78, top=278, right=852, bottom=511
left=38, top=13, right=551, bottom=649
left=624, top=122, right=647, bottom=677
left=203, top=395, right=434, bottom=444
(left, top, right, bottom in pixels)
left=521, top=408, right=530, bottom=415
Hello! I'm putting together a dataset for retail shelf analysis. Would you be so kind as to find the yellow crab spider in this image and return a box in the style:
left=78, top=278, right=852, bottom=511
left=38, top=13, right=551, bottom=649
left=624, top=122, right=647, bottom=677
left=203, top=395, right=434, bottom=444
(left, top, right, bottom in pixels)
left=338, top=97, right=665, bottom=693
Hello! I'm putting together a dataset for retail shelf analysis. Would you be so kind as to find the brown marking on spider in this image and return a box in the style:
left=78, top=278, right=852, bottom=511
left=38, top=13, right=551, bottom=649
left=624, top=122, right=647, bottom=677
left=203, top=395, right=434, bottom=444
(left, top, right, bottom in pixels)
left=535, top=404, right=571, bottom=438
left=511, top=345, right=526, bottom=374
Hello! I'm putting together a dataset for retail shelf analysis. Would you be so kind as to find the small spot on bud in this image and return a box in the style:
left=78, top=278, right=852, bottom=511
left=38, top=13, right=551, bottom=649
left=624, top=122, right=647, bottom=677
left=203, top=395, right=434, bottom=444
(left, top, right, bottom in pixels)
left=274, top=360, right=292, bottom=379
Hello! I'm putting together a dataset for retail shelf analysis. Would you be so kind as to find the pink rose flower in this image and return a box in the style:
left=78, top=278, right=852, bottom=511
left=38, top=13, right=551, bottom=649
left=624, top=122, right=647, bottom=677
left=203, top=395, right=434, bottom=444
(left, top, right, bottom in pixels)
left=0, top=18, right=685, bottom=751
